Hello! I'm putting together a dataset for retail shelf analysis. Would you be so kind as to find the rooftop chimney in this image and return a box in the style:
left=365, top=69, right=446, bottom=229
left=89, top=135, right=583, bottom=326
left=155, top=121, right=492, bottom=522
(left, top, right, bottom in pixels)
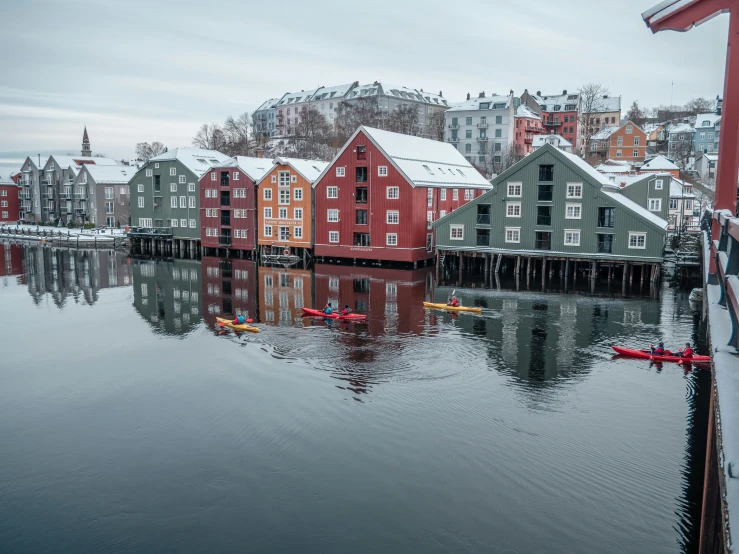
left=563, top=89, right=567, bottom=95
left=439, top=90, right=442, bottom=97
left=536, top=91, right=541, bottom=96
left=466, top=92, right=470, bottom=100
left=479, top=91, right=485, bottom=98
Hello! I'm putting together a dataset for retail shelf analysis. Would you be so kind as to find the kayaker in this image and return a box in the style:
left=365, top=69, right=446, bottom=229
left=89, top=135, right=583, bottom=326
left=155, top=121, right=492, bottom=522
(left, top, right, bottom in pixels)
left=341, top=304, right=352, bottom=316
left=323, top=302, right=333, bottom=315
left=232, top=314, right=247, bottom=325
left=679, top=343, right=694, bottom=359
left=448, top=295, right=460, bottom=307
left=651, top=342, right=665, bottom=355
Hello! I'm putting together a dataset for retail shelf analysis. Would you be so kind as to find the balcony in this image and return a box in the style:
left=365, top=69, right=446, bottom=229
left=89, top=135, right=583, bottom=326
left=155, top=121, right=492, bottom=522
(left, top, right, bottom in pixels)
left=544, top=120, right=560, bottom=127
left=448, top=124, right=459, bottom=130
left=448, top=137, right=459, bottom=143
left=477, top=122, right=488, bottom=128
left=41, top=180, right=51, bottom=186
left=75, top=208, right=86, bottom=214
left=219, top=235, right=232, bottom=247
left=477, top=136, right=488, bottom=142
left=476, top=213, right=491, bottom=225
left=74, top=192, right=86, bottom=199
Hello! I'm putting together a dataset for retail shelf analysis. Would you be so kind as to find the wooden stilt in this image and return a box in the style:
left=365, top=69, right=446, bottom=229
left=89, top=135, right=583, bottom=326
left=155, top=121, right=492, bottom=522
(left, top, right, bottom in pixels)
left=548, top=258, right=554, bottom=280
left=564, top=258, right=569, bottom=283
left=591, top=260, right=597, bottom=280
left=494, top=253, right=502, bottom=274
left=527, top=257, right=532, bottom=278
left=458, top=253, right=463, bottom=282
left=629, top=263, right=634, bottom=287
left=608, top=263, right=613, bottom=282
left=435, top=250, right=441, bottom=282
left=515, top=256, right=520, bottom=275
left=640, top=264, right=646, bottom=287
left=542, top=257, right=547, bottom=287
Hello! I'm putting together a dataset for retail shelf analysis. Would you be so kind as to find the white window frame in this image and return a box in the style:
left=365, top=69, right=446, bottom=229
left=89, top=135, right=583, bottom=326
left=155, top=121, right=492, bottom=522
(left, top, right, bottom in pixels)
left=628, top=232, right=647, bottom=249
left=178, top=175, right=186, bottom=184
left=211, top=172, right=217, bottom=181
left=233, top=171, right=240, bottom=181
left=264, top=207, right=273, bottom=218
left=328, top=209, right=339, bottom=222
left=565, top=203, right=582, bottom=219
left=329, top=231, right=339, bottom=243
left=188, top=183, right=195, bottom=192
left=278, top=207, right=288, bottom=219
left=387, top=186, right=399, bottom=199
left=278, top=189, right=290, bottom=205
left=386, top=233, right=398, bottom=246
left=138, top=184, right=144, bottom=192
left=616, top=149, right=622, bottom=157
left=138, top=196, right=144, bottom=208
left=263, top=188, right=272, bottom=200
left=440, top=189, right=446, bottom=201
left=507, top=182, right=522, bottom=197
left=505, top=227, right=520, bottom=243
left=294, top=188, right=303, bottom=201
left=506, top=202, right=521, bottom=217
left=170, top=167, right=176, bottom=176
left=294, top=208, right=303, bottom=220
left=336, top=167, right=345, bottom=177
left=264, top=225, right=272, bottom=237
left=327, top=186, right=338, bottom=198
left=189, top=219, right=196, bottom=228
left=170, top=182, right=177, bottom=192
left=452, top=189, right=459, bottom=201
left=648, top=198, right=662, bottom=212
left=378, top=166, right=388, bottom=177
left=670, top=198, right=678, bottom=210
left=655, top=179, right=664, bottom=190
left=180, top=218, right=187, bottom=227
left=386, top=210, right=399, bottom=224
left=179, top=196, right=187, bottom=208
left=146, top=169, right=153, bottom=177
left=189, top=196, right=196, bottom=208
left=170, top=196, right=177, bottom=208
left=626, top=125, right=633, bottom=134
left=564, top=229, right=581, bottom=246
left=450, top=224, right=464, bottom=240
left=566, top=183, right=582, bottom=198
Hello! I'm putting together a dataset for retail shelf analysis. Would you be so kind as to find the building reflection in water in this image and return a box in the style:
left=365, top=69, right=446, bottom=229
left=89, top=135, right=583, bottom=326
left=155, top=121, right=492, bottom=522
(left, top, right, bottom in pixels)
left=201, top=257, right=258, bottom=327
left=7, top=242, right=131, bottom=307
left=131, top=258, right=202, bottom=336
left=0, top=243, right=24, bottom=285
left=258, top=265, right=313, bottom=326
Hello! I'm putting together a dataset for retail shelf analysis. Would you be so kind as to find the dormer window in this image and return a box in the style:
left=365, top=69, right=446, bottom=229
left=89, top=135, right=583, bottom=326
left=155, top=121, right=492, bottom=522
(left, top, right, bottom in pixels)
left=703, top=120, right=711, bottom=126
left=554, top=105, right=561, bottom=111
left=479, top=102, right=490, bottom=110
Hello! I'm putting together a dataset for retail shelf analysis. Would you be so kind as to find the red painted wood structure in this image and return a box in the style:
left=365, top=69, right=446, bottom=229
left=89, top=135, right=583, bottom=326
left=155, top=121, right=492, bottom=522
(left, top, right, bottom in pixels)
left=643, top=3, right=737, bottom=553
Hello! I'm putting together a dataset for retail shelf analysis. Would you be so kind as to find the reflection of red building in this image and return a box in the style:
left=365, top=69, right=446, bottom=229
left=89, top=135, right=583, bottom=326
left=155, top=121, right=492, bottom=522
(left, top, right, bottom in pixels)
left=201, top=256, right=257, bottom=328
left=313, top=263, right=432, bottom=336
left=258, top=266, right=313, bottom=325
left=0, top=243, right=23, bottom=277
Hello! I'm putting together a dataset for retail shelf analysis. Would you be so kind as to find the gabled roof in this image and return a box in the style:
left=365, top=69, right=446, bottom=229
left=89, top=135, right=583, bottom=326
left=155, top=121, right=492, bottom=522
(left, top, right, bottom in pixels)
left=558, top=149, right=613, bottom=186
left=583, top=95, right=622, bottom=114
left=210, top=156, right=272, bottom=182
left=595, top=163, right=632, bottom=174
left=696, top=112, right=721, bottom=127
left=696, top=153, right=718, bottom=162
left=82, top=164, right=135, bottom=184
left=345, top=82, right=449, bottom=106
left=640, top=155, right=679, bottom=171
left=642, top=0, right=726, bottom=32
left=532, top=92, right=580, bottom=111
left=591, top=126, right=620, bottom=140
left=257, top=157, right=329, bottom=185
left=600, top=187, right=669, bottom=229
left=276, top=89, right=319, bottom=106
left=605, top=171, right=672, bottom=187
left=0, top=175, right=14, bottom=185
left=532, top=134, right=572, bottom=149
left=149, top=148, right=230, bottom=178
left=447, top=94, right=511, bottom=112
left=255, top=98, right=280, bottom=112
left=668, top=122, right=694, bottom=134
left=670, top=178, right=697, bottom=198
left=47, top=155, right=118, bottom=172
left=316, top=126, right=491, bottom=189
left=515, top=105, right=541, bottom=120
left=308, top=83, right=356, bottom=102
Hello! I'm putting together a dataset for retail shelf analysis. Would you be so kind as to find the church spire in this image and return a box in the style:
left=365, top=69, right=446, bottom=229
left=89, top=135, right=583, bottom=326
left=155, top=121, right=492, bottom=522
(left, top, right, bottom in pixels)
left=81, top=126, right=91, bottom=157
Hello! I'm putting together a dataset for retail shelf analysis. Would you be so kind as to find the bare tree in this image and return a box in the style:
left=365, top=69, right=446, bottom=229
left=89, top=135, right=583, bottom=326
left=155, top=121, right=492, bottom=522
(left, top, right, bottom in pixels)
left=670, top=134, right=694, bottom=170
left=578, top=83, right=611, bottom=156
left=427, top=110, right=446, bottom=142
left=388, top=104, right=420, bottom=136
left=684, top=97, right=714, bottom=115
left=288, top=107, right=334, bottom=160
left=223, top=113, right=253, bottom=156
left=135, top=141, right=167, bottom=162
left=335, top=97, right=382, bottom=144
left=626, top=101, right=646, bottom=127
left=192, top=123, right=227, bottom=151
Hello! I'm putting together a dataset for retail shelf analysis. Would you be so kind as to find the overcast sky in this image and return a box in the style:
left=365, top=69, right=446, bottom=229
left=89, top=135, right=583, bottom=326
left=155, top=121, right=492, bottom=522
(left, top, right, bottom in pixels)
left=0, top=0, right=729, bottom=162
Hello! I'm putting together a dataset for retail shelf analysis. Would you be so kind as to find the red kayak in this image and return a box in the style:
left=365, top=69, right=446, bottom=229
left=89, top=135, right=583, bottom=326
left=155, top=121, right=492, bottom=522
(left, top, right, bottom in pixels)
left=301, top=307, right=367, bottom=321
left=612, top=346, right=710, bottom=364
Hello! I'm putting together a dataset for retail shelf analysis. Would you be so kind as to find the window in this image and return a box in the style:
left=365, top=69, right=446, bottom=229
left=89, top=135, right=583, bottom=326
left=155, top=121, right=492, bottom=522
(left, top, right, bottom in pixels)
left=655, top=179, right=664, bottom=190
left=564, top=230, right=580, bottom=246
left=626, top=125, right=633, bottom=134
left=233, top=171, right=239, bottom=181
left=170, top=182, right=177, bottom=192
left=597, top=207, right=615, bottom=228
left=616, top=150, right=622, bottom=157
left=566, top=183, right=582, bottom=198
left=538, top=165, right=553, bottom=181
left=329, top=231, right=339, bottom=243
left=336, top=167, right=345, bottom=177
left=634, top=136, right=640, bottom=146
left=264, top=207, right=272, bottom=218
left=386, top=210, right=399, bottom=224
left=327, top=186, right=338, bottom=198
left=294, top=227, right=303, bottom=239
left=356, top=186, right=368, bottom=204
left=453, top=189, right=459, bottom=200
left=505, top=227, right=520, bottom=243
left=279, top=226, right=290, bottom=241
left=387, top=186, right=399, bottom=199
left=708, top=132, right=714, bottom=140
left=440, top=189, right=446, bottom=201
left=233, top=188, right=246, bottom=198
left=465, top=129, right=472, bottom=139
left=146, top=169, right=153, bottom=177
left=170, top=168, right=176, bottom=176
left=188, top=196, right=196, bottom=208
left=450, top=225, right=464, bottom=240
left=294, top=188, right=302, bottom=200
left=271, top=175, right=276, bottom=183
left=279, top=189, right=290, bottom=205
left=670, top=199, right=678, bottom=210
left=328, top=209, right=339, bottom=222
left=356, top=167, right=368, bottom=182
left=629, top=232, right=646, bottom=249
left=155, top=163, right=159, bottom=168
left=138, top=218, right=152, bottom=226
left=565, top=203, right=581, bottom=219
left=465, top=144, right=472, bottom=152
left=506, top=202, right=521, bottom=217
left=262, top=224, right=274, bottom=238
left=263, top=188, right=272, bottom=200
left=294, top=208, right=303, bottom=219
left=537, top=206, right=552, bottom=226
left=538, top=185, right=553, bottom=202
left=177, top=196, right=185, bottom=208
left=178, top=175, right=186, bottom=184
left=138, top=196, right=144, bottom=208
left=496, top=115, right=502, bottom=124
left=507, top=182, right=522, bottom=197
left=356, top=209, right=368, bottom=224
left=171, top=196, right=177, bottom=208
left=648, top=198, right=662, bottom=211
left=617, top=137, right=623, bottom=146
left=495, top=129, right=502, bottom=138
left=386, top=233, right=398, bottom=246
left=597, top=233, right=613, bottom=253
left=278, top=207, right=287, bottom=218
left=211, top=172, right=217, bottom=181
left=138, top=184, right=144, bottom=192
left=278, top=171, right=290, bottom=187
left=686, top=200, right=693, bottom=210
left=180, top=218, right=187, bottom=227
left=378, top=165, right=388, bottom=176
left=466, top=117, right=472, bottom=125
left=440, top=210, right=446, bottom=217
left=357, top=145, right=367, bottom=160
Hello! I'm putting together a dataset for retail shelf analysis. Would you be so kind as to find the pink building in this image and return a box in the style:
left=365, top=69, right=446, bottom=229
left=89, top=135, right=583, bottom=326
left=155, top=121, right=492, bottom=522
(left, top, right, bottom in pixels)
left=514, top=105, right=545, bottom=155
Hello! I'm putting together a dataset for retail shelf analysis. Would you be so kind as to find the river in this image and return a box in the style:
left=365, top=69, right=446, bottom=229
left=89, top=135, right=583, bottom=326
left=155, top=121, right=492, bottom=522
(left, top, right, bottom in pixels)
left=0, top=243, right=709, bottom=553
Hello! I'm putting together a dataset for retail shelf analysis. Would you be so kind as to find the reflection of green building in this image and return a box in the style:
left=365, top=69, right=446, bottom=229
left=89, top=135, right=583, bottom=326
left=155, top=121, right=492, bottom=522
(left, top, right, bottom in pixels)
left=131, top=258, right=202, bottom=336
left=435, top=288, right=661, bottom=385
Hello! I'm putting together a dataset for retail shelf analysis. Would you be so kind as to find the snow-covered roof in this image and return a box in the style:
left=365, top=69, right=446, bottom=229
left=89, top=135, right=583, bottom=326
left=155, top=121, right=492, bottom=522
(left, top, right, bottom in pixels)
left=532, top=92, right=580, bottom=111
left=595, top=163, right=632, bottom=174
left=532, top=134, right=572, bottom=148
left=642, top=0, right=719, bottom=31
left=83, top=165, right=136, bottom=184
left=0, top=176, right=14, bottom=185
left=258, top=157, right=329, bottom=184
left=558, top=149, right=613, bottom=187
left=319, top=126, right=490, bottom=189
left=591, top=126, right=619, bottom=140
left=346, top=82, right=449, bottom=106
left=697, top=153, right=718, bottom=162
left=601, top=187, right=669, bottom=230
left=47, top=155, right=118, bottom=175
left=447, top=94, right=511, bottom=112
left=276, top=89, right=319, bottom=107
left=640, top=155, right=679, bottom=171
left=696, top=113, right=721, bottom=127
left=668, top=122, right=694, bottom=134
left=210, top=156, right=272, bottom=182
left=584, top=95, right=622, bottom=114
left=149, top=148, right=230, bottom=178
left=515, top=105, right=541, bottom=120
left=308, top=83, right=356, bottom=102
left=255, top=98, right=279, bottom=112
left=670, top=178, right=696, bottom=198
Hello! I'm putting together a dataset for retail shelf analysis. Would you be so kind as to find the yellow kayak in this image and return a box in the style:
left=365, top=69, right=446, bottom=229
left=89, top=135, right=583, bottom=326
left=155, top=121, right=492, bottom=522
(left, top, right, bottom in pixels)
left=216, top=317, right=259, bottom=333
left=423, top=302, right=482, bottom=313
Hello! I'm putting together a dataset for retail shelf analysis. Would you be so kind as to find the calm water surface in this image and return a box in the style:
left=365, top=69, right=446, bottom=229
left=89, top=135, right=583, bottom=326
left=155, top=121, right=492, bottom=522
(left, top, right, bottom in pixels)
left=0, top=243, right=708, bottom=553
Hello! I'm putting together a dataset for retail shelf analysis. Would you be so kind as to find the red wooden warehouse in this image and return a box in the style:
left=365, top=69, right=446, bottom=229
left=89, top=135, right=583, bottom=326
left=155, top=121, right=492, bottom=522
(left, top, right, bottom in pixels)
left=0, top=177, right=20, bottom=224
left=199, top=156, right=272, bottom=256
left=313, top=126, right=491, bottom=264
